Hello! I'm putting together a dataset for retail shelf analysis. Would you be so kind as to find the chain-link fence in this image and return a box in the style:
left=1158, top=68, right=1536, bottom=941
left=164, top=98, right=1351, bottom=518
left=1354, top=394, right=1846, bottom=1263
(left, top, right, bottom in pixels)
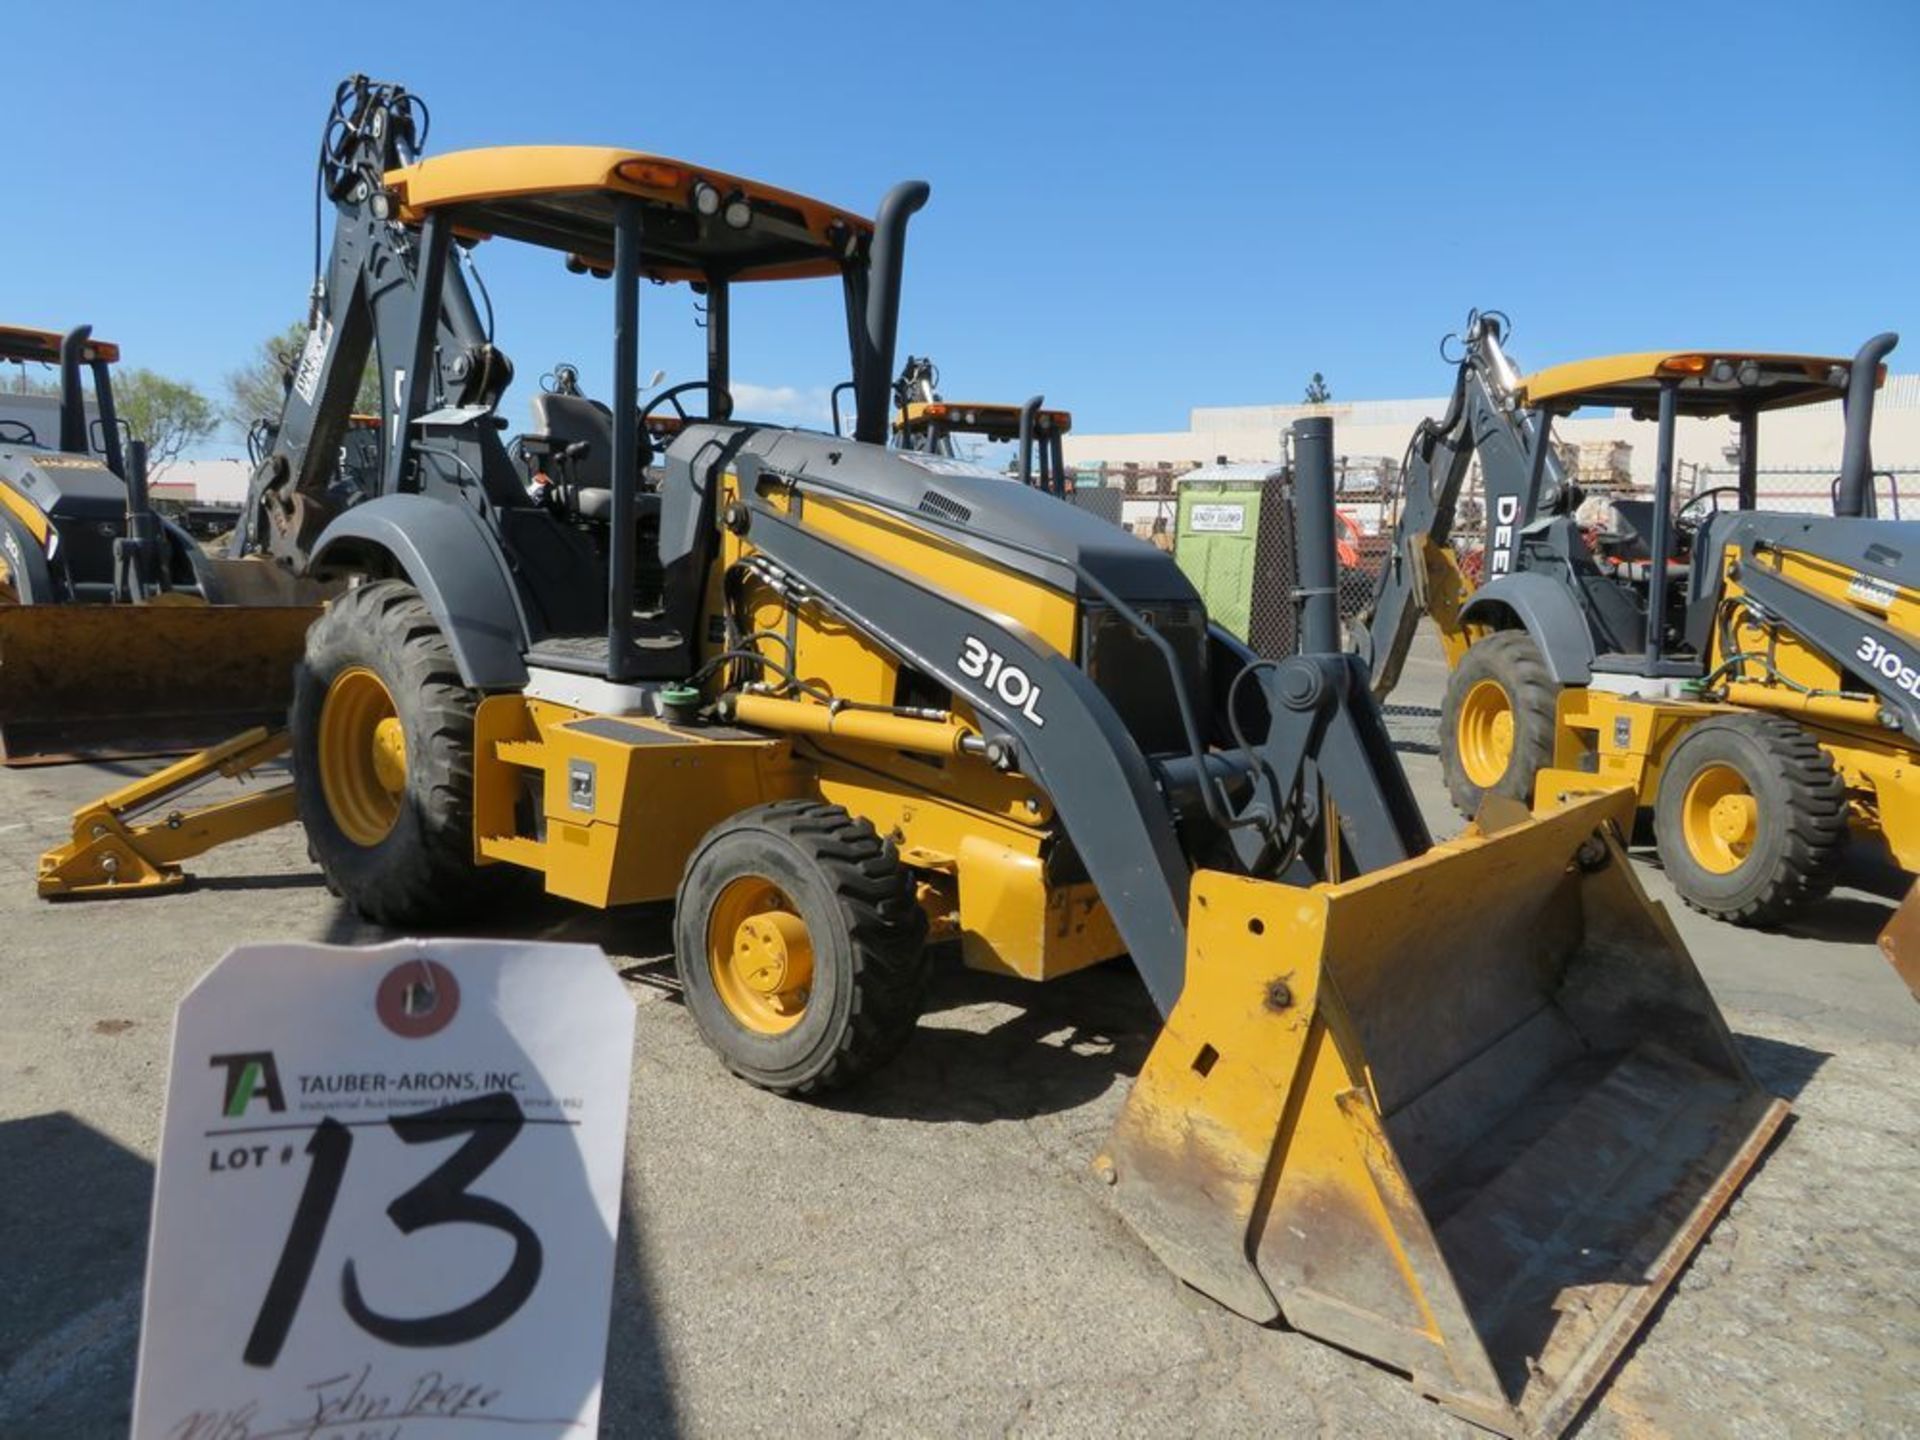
left=1679, top=464, right=1911, bottom=518
left=1075, top=454, right=1915, bottom=755
left=1074, top=456, right=1394, bottom=639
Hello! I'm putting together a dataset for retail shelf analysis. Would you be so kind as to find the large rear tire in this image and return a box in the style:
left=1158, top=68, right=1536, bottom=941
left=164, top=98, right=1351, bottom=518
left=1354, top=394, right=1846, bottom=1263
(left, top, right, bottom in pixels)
left=675, top=801, right=929, bottom=1096
left=291, top=580, right=489, bottom=926
left=1440, top=631, right=1560, bottom=817
left=1653, top=714, right=1847, bottom=926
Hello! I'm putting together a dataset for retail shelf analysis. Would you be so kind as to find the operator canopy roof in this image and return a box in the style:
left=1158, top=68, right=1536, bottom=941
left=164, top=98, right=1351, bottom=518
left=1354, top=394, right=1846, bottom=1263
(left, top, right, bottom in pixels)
left=0, top=326, right=119, bottom=365
left=1518, top=349, right=1887, bottom=417
left=384, top=146, right=873, bottom=283
left=895, top=401, right=1072, bottom=436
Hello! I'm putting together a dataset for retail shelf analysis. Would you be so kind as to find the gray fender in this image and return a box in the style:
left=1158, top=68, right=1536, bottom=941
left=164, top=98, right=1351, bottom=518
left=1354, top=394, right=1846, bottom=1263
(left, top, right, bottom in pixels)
left=1459, top=572, right=1594, bottom=685
left=309, top=495, right=531, bottom=689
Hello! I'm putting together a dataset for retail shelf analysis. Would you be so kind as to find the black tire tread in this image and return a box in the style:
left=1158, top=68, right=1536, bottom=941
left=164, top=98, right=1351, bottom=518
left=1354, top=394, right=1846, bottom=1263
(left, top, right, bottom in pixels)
left=292, top=580, right=490, bottom=927
left=1656, top=713, right=1848, bottom=926
left=1440, top=629, right=1560, bottom=817
left=684, top=800, right=929, bottom=1097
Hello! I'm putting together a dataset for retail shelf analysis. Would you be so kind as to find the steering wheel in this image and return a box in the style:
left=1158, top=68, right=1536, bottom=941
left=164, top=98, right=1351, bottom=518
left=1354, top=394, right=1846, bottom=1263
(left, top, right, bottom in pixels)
left=1676, top=485, right=1743, bottom=532
left=641, top=380, right=734, bottom=428
left=0, top=420, right=39, bottom=448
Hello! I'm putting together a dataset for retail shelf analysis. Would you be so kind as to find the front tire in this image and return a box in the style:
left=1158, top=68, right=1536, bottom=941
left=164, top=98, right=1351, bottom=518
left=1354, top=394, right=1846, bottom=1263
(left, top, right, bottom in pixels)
left=675, top=801, right=929, bottom=1096
left=1653, top=714, right=1847, bottom=926
left=291, top=580, right=489, bottom=926
left=1440, top=630, right=1559, bottom=817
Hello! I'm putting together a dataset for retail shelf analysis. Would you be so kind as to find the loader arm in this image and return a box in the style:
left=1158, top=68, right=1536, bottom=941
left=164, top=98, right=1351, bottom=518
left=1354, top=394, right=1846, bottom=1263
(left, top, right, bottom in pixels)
left=1359, top=314, right=1568, bottom=697
left=1722, top=522, right=1920, bottom=738
left=734, top=426, right=1434, bottom=1017
left=735, top=457, right=1198, bottom=1013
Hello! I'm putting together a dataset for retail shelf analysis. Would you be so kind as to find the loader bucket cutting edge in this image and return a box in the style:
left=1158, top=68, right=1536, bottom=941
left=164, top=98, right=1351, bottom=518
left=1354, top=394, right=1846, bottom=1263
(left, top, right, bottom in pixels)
left=1104, top=786, right=1786, bottom=1439
left=0, top=605, right=318, bottom=765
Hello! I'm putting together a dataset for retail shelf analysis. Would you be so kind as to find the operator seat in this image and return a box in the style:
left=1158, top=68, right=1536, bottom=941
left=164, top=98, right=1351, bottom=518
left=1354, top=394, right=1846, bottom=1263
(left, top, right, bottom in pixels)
left=1609, top=499, right=1666, bottom=561
left=527, top=391, right=657, bottom=523
left=530, top=392, right=612, bottom=489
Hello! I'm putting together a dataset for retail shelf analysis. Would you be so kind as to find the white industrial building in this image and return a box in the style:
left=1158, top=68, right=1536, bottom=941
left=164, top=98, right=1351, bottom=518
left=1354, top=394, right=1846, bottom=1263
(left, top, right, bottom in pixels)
left=148, top=457, right=252, bottom=506
left=1066, top=373, right=1920, bottom=529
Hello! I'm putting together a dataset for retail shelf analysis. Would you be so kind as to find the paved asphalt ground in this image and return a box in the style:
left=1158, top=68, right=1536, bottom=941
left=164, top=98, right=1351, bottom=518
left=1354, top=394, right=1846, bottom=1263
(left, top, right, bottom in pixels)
left=2, top=627, right=1915, bottom=1438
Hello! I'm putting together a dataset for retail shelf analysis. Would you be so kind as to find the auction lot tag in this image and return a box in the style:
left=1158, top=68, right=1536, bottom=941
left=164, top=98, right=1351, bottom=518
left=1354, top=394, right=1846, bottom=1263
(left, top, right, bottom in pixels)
left=132, top=940, right=635, bottom=1439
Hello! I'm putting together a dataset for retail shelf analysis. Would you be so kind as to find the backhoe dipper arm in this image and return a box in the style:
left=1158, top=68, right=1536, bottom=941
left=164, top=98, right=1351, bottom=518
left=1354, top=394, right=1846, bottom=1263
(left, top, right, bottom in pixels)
left=236, top=77, right=507, bottom=567
left=1357, top=314, right=1567, bottom=697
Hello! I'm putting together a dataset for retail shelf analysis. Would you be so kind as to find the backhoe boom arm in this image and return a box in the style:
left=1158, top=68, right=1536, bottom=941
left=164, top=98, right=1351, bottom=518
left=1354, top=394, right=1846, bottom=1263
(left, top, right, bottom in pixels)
left=1359, top=314, right=1567, bottom=695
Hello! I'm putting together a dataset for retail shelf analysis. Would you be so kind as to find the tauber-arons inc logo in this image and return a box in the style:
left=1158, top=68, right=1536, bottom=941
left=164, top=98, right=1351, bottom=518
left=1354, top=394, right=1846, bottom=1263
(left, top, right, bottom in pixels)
left=211, top=1052, right=286, bottom=1117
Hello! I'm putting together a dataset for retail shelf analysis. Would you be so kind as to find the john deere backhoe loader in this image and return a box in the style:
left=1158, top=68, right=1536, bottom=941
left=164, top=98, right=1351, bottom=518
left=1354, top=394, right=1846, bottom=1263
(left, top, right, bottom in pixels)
left=0, top=324, right=319, bottom=762
left=1359, top=313, right=1917, bottom=945
left=878, top=354, right=1072, bottom=494
left=39, top=77, right=1788, bottom=1437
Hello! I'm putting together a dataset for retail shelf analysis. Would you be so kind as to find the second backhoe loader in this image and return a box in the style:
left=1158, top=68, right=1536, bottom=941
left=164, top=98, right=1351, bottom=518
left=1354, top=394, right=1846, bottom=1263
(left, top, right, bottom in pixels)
left=879, top=354, right=1073, bottom=495
left=41, top=77, right=1787, bottom=1437
left=0, top=324, right=320, bottom=762
left=1360, top=313, right=1916, bottom=947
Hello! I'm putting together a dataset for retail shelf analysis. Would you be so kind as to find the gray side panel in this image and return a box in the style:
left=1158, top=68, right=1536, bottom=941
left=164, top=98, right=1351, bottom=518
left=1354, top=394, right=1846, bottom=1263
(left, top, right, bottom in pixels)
left=1459, top=572, right=1596, bottom=684
left=1734, top=555, right=1920, bottom=738
left=309, top=496, right=531, bottom=690
left=657, top=425, right=760, bottom=638
left=1714, top=513, right=1919, bottom=590
left=0, top=453, right=127, bottom=519
left=746, top=496, right=1195, bottom=1016
left=661, top=421, right=1201, bottom=605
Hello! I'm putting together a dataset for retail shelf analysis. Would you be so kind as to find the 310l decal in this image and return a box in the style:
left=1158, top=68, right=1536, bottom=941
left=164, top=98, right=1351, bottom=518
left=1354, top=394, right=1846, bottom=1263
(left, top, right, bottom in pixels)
left=958, top=636, right=1046, bottom=726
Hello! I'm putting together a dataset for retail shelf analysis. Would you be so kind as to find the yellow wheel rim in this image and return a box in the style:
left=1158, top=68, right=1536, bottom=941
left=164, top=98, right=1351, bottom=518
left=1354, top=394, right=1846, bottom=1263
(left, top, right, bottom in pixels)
left=318, top=666, right=406, bottom=846
left=1458, top=679, right=1516, bottom=789
left=1681, top=762, right=1758, bottom=875
left=707, top=876, right=814, bottom=1035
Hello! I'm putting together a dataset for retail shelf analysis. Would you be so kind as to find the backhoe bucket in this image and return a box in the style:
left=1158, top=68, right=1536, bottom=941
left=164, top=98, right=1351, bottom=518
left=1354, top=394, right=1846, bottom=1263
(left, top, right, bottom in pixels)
left=0, top=604, right=317, bottom=765
left=1104, top=787, right=1785, bottom=1439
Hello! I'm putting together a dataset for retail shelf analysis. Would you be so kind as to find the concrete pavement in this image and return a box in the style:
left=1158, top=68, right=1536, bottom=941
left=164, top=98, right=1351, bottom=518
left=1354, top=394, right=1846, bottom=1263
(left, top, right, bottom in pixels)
left=2, top=628, right=1914, bottom=1438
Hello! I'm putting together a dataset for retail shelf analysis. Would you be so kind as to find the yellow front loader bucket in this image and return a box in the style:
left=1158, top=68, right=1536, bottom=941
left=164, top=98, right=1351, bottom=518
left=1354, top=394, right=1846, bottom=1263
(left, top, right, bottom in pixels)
left=1103, top=788, right=1785, bottom=1439
left=0, top=603, right=317, bottom=765
left=1881, top=880, right=1920, bottom=1002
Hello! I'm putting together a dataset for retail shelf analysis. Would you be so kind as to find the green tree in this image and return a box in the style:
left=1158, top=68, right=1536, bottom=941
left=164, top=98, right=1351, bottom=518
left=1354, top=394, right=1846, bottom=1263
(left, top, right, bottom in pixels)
left=4, top=366, right=61, bottom=396
left=112, top=368, right=218, bottom=475
left=1303, top=372, right=1332, bottom=405
left=223, top=321, right=382, bottom=436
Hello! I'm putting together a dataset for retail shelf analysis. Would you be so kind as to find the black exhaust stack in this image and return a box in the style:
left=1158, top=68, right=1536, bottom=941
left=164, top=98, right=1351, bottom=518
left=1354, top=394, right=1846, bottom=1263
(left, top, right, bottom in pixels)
left=854, top=181, right=930, bottom=447
left=1291, top=416, right=1341, bottom=655
left=1836, top=332, right=1898, bottom=518
left=57, top=326, right=93, bottom=457
left=1017, top=395, right=1042, bottom=488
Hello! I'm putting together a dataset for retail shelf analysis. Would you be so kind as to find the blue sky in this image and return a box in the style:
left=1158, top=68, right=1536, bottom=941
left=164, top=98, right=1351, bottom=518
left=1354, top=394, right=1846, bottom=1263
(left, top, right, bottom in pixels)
left=5, top=1, right=1914, bottom=453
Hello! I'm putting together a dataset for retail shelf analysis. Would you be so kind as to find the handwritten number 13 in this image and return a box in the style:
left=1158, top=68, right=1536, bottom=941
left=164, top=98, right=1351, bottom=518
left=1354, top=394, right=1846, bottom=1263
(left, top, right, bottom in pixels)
left=243, top=1092, right=543, bottom=1367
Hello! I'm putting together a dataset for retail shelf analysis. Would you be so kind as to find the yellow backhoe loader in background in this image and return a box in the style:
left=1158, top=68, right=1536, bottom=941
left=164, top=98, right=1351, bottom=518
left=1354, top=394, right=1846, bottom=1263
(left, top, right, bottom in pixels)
left=1359, top=314, right=1917, bottom=983
left=0, top=324, right=322, bottom=762
left=880, top=354, right=1073, bottom=494
left=38, top=77, right=1790, bottom=1437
